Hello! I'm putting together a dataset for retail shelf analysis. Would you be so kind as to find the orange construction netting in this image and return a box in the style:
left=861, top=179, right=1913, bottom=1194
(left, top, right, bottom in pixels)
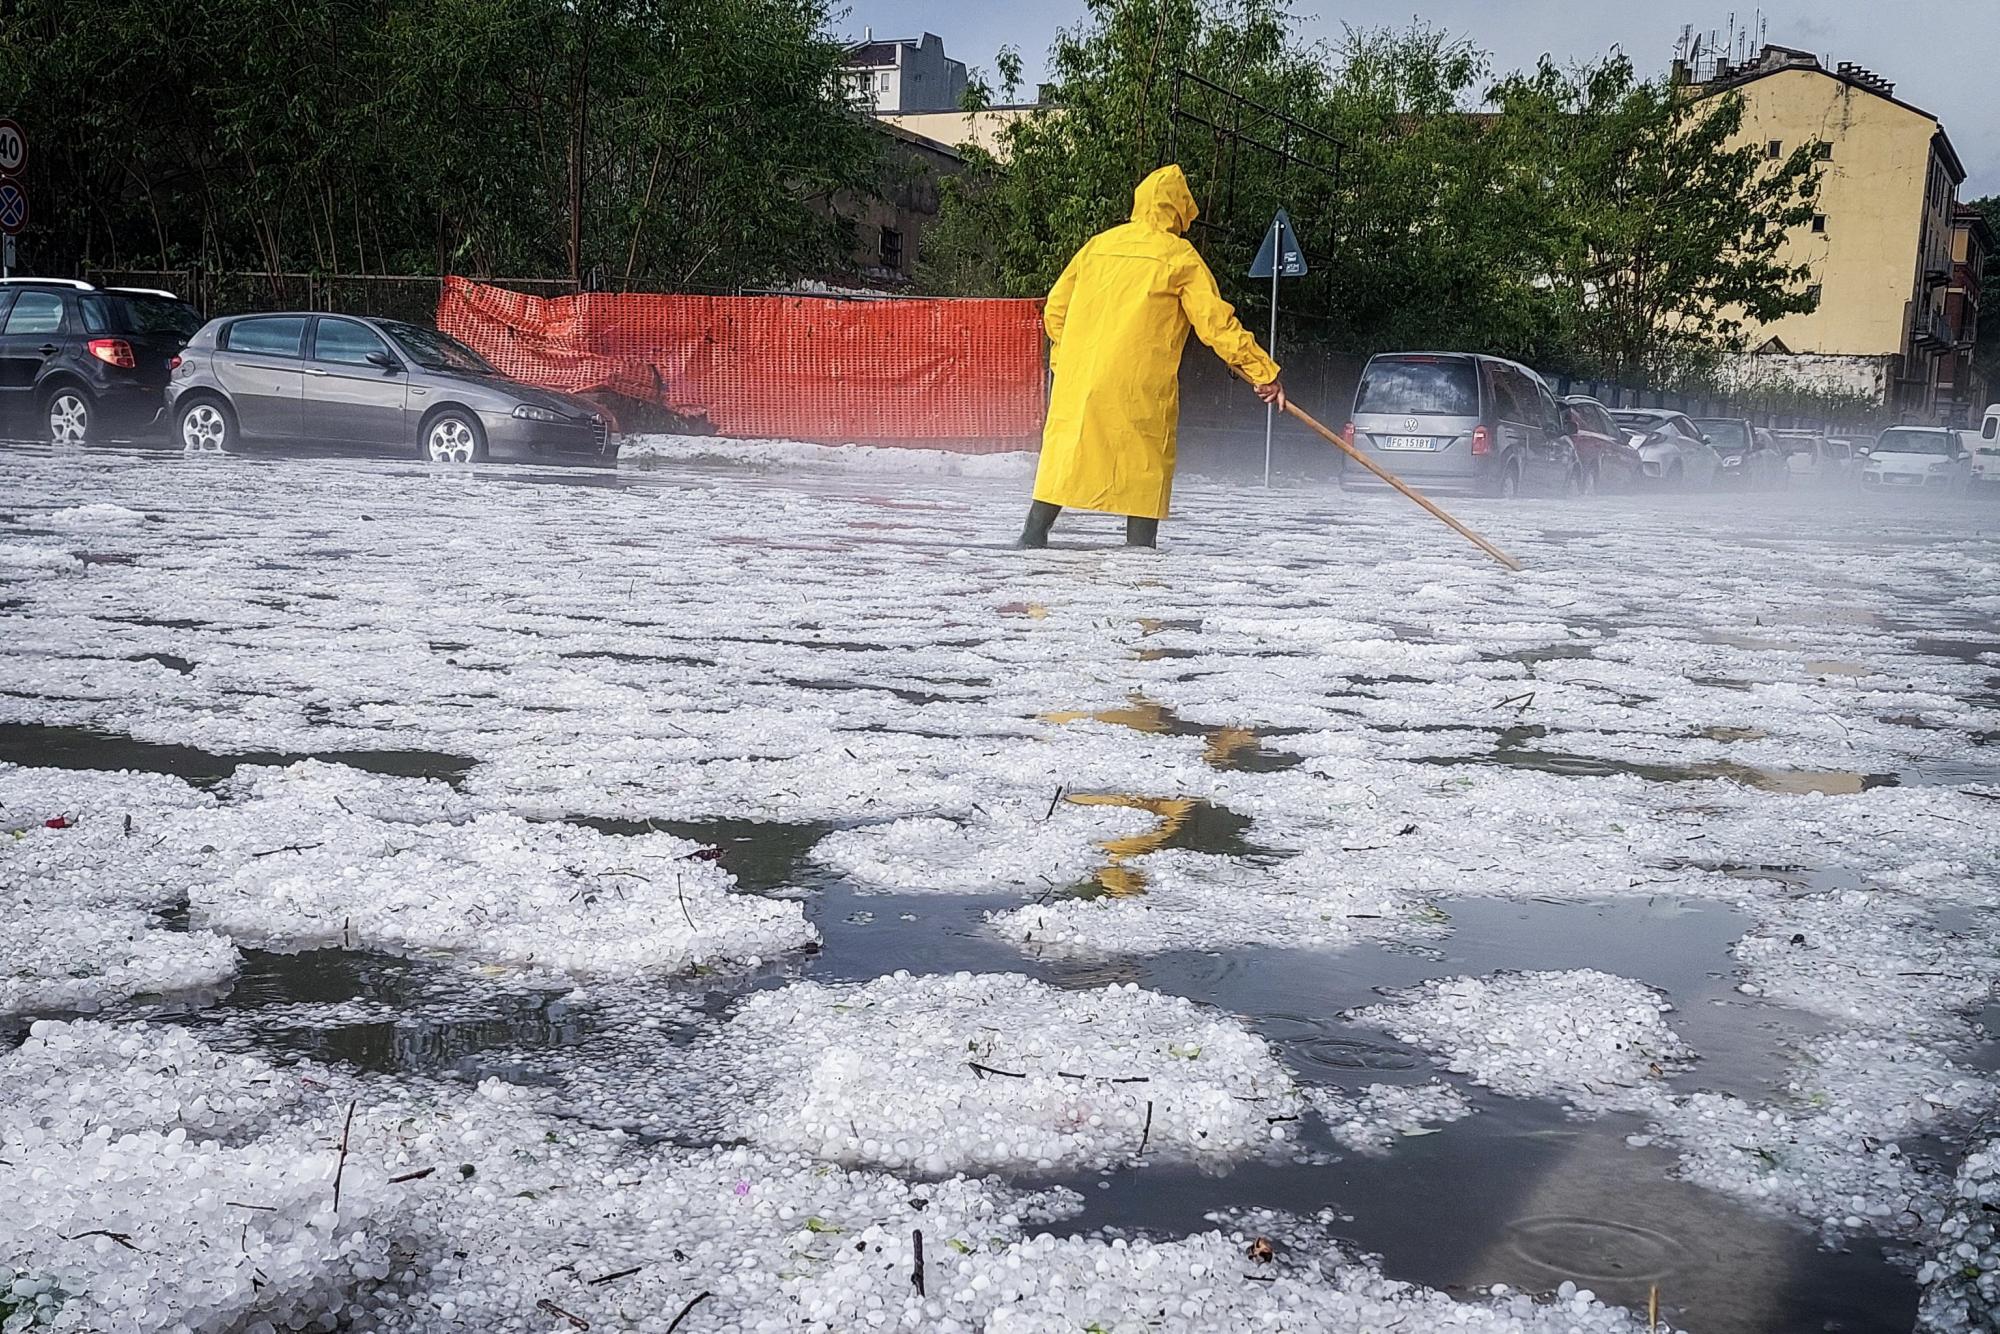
left=437, top=276, right=1046, bottom=451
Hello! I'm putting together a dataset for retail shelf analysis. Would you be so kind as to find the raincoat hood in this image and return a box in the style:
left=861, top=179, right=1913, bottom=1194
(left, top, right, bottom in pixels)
left=1132, top=165, right=1198, bottom=234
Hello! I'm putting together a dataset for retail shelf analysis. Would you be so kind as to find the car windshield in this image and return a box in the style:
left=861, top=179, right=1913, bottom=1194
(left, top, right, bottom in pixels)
left=383, top=322, right=496, bottom=374
left=123, top=295, right=203, bottom=339
left=1355, top=358, right=1478, bottom=416
left=1694, top=420, right=1749, bottom=449
left=1874, top=430, right=1956, bottom=456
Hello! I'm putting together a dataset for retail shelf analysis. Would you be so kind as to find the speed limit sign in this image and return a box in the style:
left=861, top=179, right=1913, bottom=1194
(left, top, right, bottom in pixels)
left=0, top=120, right=23, bottom=176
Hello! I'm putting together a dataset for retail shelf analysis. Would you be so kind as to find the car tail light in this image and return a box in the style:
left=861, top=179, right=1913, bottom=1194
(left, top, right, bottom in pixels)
left=86, top=339, right=137, bottom=369
left=168, top=354, right=183, bottom=371
left=1470, top=425, right=1491, bottom=455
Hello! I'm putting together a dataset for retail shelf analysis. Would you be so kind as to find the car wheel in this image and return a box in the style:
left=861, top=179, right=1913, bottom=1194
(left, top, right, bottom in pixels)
left=423, top=410, right=485, bottom=465
left=177, top=398, right=235, bottom=454
left=1666, top=463, right=1685, bottom=490
left=45, top=387, right=92, bottom=446
left=1497, top=459, right=1524, bottom=499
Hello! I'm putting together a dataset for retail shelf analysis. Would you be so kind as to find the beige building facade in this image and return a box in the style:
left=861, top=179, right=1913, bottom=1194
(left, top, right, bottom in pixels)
left=1687, top=46, right=1967, bottom=421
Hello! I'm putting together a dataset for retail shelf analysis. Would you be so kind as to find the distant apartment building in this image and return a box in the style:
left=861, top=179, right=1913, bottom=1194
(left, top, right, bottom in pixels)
left=876, top=106, right=1040, bottom=161
left=841, top=30, right=967, bottom=114
left=1942, top=205, right=1993, bottom=419
left=1685, top=45, right=1969, bottom=422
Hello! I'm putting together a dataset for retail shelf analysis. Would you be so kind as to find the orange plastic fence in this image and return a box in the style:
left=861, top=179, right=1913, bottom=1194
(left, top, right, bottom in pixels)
left=438, top=276, right=1046, bottom=451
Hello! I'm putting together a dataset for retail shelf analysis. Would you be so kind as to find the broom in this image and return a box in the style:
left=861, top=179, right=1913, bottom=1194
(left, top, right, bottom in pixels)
left=1277, top=399, right=1524, bottom=572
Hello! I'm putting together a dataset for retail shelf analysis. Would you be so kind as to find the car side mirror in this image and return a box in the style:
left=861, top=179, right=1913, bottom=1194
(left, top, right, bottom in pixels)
left=366, top=349, right=401, bottom=371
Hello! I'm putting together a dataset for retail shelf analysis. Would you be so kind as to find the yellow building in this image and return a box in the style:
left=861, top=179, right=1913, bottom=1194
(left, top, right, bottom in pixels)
left=877, top=106, right=1040, bottom=162
left=1687, top=45, right=1966, bottom=421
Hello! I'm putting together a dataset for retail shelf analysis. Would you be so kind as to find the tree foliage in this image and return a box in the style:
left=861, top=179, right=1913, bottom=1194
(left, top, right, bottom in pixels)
left=921, top=1, right=1825, bottom=385
left=0, top=0, right=882, bottom=291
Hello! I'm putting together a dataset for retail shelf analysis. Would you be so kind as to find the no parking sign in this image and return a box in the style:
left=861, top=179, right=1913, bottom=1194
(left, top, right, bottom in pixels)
left=0, top=180, right=25, bottom=236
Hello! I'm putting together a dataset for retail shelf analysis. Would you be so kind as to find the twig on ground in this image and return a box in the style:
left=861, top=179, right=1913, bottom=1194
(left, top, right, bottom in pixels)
left=967, top=1061, right=1026, bottom=1079
left=664, top=1291, right=712, bottom=1333
left=331, top=1100, right=356, bottom=1214
left=387, top=1167, right=435, bottom=1184
left=677, top=873, right=696, bottom=932
left=1044, top=785, right=1065, bottom=820
left=62, top=1229, right=138, bottom=1250
left=251, top=842, right=323, bottom=858
left=537, top=1300, right=590, bottom=1330
left=912, top=1228, right=925, bottom=1296
left=1138, top=1099, right=1154, bottom=1156
left=590, top=1266, right=644, bottom=1285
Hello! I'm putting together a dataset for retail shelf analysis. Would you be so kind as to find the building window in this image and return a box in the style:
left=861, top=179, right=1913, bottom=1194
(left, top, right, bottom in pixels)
left=1813, top=142, right=1832, bottom=160
left=1810, top=214, right=1827, bottom=234
left=880, top=226, right=904, bottom=271
left=1765, top=139, right=1783, bottom=159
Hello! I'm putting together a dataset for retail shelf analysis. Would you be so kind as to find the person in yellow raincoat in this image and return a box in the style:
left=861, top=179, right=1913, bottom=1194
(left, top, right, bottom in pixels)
left=1020, top=163, right=1287, bottom=549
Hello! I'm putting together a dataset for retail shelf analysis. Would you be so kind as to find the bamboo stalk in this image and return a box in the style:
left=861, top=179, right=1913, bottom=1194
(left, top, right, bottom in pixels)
left=1279, top=400, right=1524, bottom=572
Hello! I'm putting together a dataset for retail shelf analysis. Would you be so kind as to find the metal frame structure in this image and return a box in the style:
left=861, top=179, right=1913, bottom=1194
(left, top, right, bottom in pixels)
left=1161, top=69, right=1344, bottom=257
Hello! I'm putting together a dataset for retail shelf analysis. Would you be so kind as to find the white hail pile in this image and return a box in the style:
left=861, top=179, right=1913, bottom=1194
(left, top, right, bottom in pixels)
left=1919, top=1138, right=2000, bottom=1334
left=0, top=1021, right=389, bottom=1334
left=1352, top=970, right=1691, bottom=1107
left=1647, top=1032, right=1992, bottom=1239
left=988, top=846, right=1426, bottom=956
left=668, top=971, right=1306, bottom=1175
left=1305, top=1080, right=1475, bottom=1154
left=809, top=803, right=1154, bottom=894
left=0, top=765, right=236, bottom=1016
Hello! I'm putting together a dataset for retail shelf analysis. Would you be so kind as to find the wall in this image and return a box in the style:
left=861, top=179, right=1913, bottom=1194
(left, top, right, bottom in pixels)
left=1717, top=349, right=1898, bottom=403
left=823, top=123, right=964, bottom=287
left=1724, top=69, right=1935, bottom=359
left=877, top=108, right=1039, bottom=160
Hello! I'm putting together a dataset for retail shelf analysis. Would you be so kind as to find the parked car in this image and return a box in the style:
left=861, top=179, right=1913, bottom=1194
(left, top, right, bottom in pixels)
left=1606, top=408, right=1721, bottom=488
left=1559, top=395, right=1645, bottom=492
left=0, top=278, right=202, bottom=443
left=1771, top=429, right=1845, bottom=487
left=1859, top=426, right=1972, bottom=492
left=1344, top=352, right=1579, bottom=497
left=1973, top=405, right=2000, bottom=490
left=1691, top=417, right=1788, bottom=489
left=166, top=313, right=616, bottom=463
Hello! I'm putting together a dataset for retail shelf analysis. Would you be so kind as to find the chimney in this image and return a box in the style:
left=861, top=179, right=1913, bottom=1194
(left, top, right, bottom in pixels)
left=864, top=25, right=872, bottom=40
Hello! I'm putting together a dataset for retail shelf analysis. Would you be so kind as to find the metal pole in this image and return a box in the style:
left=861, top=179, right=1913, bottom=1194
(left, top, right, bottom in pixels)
left=1263, top=214, right=1279, bottom=488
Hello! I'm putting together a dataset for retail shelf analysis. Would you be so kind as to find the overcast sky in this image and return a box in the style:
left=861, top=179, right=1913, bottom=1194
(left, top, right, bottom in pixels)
left=839, top=2, right=1999, bottom=197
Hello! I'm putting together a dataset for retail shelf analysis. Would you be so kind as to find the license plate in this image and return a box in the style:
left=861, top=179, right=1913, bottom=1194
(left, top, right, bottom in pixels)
left=1380, top=435, right=1435, bottom=451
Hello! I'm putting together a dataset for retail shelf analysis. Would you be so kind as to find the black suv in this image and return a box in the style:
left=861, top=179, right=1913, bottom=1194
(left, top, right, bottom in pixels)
left=0, top=279, right=203, bottom=443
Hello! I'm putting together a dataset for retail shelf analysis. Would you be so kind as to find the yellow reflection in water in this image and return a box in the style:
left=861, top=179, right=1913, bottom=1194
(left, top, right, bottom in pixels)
left=1066, top=792, right=1195, bottom=896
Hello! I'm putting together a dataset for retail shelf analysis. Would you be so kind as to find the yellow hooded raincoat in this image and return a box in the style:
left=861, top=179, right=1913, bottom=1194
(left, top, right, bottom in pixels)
left=1033, top=164, right=1281, bottom=520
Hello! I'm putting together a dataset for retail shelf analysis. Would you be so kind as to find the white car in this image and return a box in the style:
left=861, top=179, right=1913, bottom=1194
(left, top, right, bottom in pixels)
left=1973, top=404, right=2000, bottom=489
left=1860, top=427, right=1972, bottom=493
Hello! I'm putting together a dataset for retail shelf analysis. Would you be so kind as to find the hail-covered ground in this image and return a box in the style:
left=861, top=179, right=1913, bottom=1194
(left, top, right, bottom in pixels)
left=2, top=434, right=1997, bottom=1334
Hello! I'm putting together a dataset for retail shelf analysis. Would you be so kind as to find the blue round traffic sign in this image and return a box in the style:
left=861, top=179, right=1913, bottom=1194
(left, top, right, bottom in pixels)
left=0, top=181, right=26, bottom=236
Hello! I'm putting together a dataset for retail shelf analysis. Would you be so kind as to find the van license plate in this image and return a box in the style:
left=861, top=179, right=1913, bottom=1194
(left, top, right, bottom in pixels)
left=1381, top=435, right=1434, bottom=451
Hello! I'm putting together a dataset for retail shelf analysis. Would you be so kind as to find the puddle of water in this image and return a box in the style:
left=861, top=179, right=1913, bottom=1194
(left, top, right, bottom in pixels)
left=1804, top=661, right=1871, bottom=678
left=194, top=947, right=593, bottom=1079
left=785, top=677, right=963, bottom=707
left=1699, top=726, right=1770, bottom=743
left=1910, top=637, right=2000, bottom=666
left=0, top=722, right=476, bottom=787
left=1420, top=748, right=1897, bottom=796
left=1053, top=793, right=1274, bottom=900
left=1137, top=617, right=1203, bottom=636
left=1040, top=693, right=1302, bottom=773
left=129, top=652, right=196, bottom=675
left=1058, top=1105, right=1912, bottom=1334
left=567, top=815, right=835, bottom=896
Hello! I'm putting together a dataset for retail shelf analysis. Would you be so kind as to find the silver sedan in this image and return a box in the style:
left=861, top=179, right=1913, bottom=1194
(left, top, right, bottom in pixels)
left=1608, top=409, right=1722, bottom=489
left=166, top=313, right=616, bottom=463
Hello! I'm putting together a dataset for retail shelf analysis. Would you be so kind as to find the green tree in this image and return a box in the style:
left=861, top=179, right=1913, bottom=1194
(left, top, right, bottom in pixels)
left=1490, top=56, right=1824, bottom=383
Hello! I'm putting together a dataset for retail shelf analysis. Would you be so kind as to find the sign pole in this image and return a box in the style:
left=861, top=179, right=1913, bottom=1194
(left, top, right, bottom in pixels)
left=1263, top=214, right=1279, bottom=489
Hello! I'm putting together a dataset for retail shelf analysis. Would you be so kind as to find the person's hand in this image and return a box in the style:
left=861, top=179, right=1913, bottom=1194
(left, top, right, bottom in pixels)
left=1254, top=378, right=1288, bottom=412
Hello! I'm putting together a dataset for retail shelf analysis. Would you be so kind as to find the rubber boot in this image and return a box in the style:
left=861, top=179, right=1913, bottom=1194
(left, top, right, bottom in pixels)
left=1018, top=500, right=1060, bottom=548
left=1125, top=515, right=1159, bottom=548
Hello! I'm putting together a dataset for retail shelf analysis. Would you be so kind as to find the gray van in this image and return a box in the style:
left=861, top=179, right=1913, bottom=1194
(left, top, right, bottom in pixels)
left=1343, top=352, right=1578, bottom=497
